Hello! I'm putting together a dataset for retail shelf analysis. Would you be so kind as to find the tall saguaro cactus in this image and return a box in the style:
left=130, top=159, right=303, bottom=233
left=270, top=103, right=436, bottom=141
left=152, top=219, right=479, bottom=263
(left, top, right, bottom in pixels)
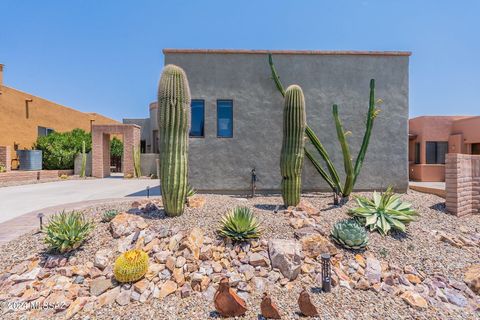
left=280, top=85, right=306, bottom=206
left=157, top=65, right=191, bottom=216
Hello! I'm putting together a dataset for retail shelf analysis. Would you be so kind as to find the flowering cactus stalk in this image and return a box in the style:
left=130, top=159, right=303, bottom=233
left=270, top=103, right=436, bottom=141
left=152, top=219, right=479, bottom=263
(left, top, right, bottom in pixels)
left=280, top=85, right=306, bottom=206
left=157, top=65, right=191, bottom=216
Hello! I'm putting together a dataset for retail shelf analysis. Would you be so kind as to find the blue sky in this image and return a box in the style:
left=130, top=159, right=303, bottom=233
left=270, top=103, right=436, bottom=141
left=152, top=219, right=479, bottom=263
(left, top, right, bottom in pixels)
left=1, top=0, right=479, bottom=121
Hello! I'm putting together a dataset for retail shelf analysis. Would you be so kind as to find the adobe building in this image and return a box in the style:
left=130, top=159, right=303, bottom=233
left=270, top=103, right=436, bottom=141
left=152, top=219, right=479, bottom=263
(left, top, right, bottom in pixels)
left=0, top=64, right=119, bottom=168
left=409, top=116, right=480, bottom=182
left=127, top=49, right=411, bottom=193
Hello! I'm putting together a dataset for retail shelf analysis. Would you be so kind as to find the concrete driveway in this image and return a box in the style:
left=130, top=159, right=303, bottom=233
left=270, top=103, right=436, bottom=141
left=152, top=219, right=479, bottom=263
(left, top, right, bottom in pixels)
left=0, top=177, right=160, bottom=224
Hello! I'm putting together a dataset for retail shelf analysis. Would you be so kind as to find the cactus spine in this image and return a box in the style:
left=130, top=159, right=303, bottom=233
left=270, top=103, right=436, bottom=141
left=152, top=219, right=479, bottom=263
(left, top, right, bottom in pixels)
left=113, top=249, right=149, bottom=283
left=280, top=85, right=306, bottom=206
left=157, top=65, right=191, bottom=216
left=80, top=140, right=86, bottom=178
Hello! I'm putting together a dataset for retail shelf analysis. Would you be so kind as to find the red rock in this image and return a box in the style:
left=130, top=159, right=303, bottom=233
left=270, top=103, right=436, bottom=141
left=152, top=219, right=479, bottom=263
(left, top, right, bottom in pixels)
left=260, top=292, right=282, bottom=319
left=214, top=278, right=247, bottom=317
left=298, top=288, right=318, bottom=317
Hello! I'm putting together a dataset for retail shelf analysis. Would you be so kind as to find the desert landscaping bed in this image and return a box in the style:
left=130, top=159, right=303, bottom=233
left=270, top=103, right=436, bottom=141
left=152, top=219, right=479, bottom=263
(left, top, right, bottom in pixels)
left=0, top=190, right=479, bottom=319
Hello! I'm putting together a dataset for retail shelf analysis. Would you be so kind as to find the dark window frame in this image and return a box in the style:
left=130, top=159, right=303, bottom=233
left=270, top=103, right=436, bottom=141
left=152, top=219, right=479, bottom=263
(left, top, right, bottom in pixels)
left=414, top=142, right=421, bottom=164
left=216, top=99, right=234, bottom=138
left=190, top=99, right=205, bottom=138
left=426, top=141, right=448, bottom=164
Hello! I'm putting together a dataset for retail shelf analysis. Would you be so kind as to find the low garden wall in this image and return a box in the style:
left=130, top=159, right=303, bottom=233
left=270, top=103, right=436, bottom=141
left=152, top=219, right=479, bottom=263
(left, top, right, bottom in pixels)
left=0, top=169, right=73, bottom=183
left=445, top=153, right=480, bottom=216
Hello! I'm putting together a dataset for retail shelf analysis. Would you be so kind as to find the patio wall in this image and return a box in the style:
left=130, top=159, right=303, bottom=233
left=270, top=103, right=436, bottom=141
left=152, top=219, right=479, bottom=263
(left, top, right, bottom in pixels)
left=445, top=153, right=480, bottom=216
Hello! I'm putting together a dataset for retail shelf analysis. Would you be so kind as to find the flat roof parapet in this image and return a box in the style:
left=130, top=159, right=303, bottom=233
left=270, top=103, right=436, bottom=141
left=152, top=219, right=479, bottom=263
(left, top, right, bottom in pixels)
left=163, top=49, right=411, bottom=57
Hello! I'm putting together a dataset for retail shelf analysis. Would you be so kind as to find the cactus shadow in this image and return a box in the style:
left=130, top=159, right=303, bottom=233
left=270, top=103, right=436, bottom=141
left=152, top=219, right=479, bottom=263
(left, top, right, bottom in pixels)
left=254, top=204, right=279, bottom=212
left=429, top=202, right=447, bottom=213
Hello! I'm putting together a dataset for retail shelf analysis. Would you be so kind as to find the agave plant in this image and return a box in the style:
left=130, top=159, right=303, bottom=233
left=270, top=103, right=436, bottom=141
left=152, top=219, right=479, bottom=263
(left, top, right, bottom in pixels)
left=102, top=209, right=119, bottom=222
left=44, top=211, right=94, bottom=253
left=348, top=187, right=418, bottom=236
left=331, top=219, right=369, bottom=250
left=218, top=207, right=262, bottom=241
left=186, top=184, right=196, bottom=198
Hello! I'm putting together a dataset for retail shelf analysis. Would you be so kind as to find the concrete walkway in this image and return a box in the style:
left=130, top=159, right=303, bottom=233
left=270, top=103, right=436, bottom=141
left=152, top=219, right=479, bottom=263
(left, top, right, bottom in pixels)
left=0, top=177, right=160, bottom=224
left=409, top=181, right=446, bottom=198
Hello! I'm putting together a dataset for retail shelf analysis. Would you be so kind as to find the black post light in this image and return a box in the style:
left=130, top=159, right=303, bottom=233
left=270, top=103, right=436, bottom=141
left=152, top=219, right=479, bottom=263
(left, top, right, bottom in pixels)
left=146, top=186, right=150, bottom=198
left=37, top=212, right=44, bottom=230
left=251, top=168, right=257, bottom=198
left=321, top=253, right=331, bottom=292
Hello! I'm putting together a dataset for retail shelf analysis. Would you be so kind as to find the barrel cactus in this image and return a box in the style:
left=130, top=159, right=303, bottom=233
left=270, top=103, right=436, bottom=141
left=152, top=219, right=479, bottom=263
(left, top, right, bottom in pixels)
left=280, top=85, right=306, bottom=207
left=113, top=249, right=149, bottom=283
left=157, top=65, right=191, bottom=216
left=331, top=219, right=369, bottom=250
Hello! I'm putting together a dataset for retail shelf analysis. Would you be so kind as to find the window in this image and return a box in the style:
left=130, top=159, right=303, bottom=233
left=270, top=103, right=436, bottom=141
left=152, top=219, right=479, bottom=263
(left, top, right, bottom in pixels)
left=217, top=100, right=233, bottom=138
left=190, top=100, right=205, bottom=137
left=414, top=143, right=420, bottom=164
left=472, top=143, right=480, bottom=155
left=38, top=126, right=54, bottom=137
left=426, top=141, right=448, bottom=164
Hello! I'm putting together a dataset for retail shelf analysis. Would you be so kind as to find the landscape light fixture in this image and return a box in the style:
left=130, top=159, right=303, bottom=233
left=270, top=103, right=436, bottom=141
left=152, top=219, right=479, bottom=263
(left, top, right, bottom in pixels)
left=37, top=212, right=44, bottom=230
left=333, top=187, right=339, bottom=206
left=146, top=186, right=150, bottom=198
left=321, top=253, right=331, bottom=293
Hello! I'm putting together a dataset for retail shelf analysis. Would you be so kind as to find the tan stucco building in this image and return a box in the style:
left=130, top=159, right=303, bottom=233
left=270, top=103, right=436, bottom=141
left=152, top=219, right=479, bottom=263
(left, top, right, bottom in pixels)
left=0, top=64, right=119, bottom=167
left=409, top=116, right=480, bottom=181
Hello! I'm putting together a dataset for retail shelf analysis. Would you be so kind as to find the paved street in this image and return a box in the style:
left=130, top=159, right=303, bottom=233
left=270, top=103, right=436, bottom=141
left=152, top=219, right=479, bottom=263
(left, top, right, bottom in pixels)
left=0, top=177, right=159, bottom=224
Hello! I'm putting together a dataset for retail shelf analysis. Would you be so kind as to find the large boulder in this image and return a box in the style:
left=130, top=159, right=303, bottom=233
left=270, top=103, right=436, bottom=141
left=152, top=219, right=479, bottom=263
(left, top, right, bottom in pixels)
left=110, top=213, right=148, bottom=238
left=268, top=239, right=302, bottom=280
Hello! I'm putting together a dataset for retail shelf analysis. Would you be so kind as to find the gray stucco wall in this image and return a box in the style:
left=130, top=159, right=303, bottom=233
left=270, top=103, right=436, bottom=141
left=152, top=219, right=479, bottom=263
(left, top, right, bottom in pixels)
left=140, top=153, right=159, bottom=177
left=164, top=51, right=409, bottom=192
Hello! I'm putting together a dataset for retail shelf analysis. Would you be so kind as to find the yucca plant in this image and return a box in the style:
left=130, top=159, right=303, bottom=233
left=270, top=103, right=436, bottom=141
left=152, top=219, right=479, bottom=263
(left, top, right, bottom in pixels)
left=218, top=207, right=262, bottom=241
left=44, top=211, right=94, bottom=253
left=331, top=219, right=369, bottom=250
left=348, top=187, right=418, bottom=236
left=80, top=140, right=87, bottom=178
left=102, top=209, right=119, bottom=222
left=133, top=146, right=142, bottom=178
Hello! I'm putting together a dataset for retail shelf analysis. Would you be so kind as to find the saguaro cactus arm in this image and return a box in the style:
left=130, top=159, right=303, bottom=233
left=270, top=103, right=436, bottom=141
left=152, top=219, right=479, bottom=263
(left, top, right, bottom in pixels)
left=268, top=53, right=286, bottom=97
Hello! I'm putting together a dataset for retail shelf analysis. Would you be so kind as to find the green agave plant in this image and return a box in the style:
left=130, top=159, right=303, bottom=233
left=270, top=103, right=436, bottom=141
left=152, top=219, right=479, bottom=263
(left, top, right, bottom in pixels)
left=44, top=211, right=94, bottom=253
left=331, top=219, right=369, bottom=250
left=348, top=187, right=418, bottom=236
left=218, top=207, right=262, bottom=241
left=186, top=184, right=196, bottom=198
left=102, top=209, right=119, bottom=222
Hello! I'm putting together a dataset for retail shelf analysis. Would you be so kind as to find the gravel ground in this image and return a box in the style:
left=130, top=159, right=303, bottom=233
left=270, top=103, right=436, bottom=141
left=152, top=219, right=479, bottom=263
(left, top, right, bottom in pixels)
left=0, top=190, right=479, bottom=319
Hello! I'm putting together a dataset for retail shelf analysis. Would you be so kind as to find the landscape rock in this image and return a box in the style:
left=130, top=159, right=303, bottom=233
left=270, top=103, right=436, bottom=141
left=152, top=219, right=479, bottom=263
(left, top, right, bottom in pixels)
left=365, top=256, right=382, bottom=284
left=464, top=264, right=480, bottom=294
left=298, top=288, right=319, bottom=317
left=115, top=289, right=131, bottom=306
left=65, top=297, right=88, bottom=319
left=110, top=213, right=148, bottom=238
left=300, top=234, right=337, bottom=258
left=401, top=290, right=428, bottom=309
left=249, top=252, right=269, bottom=267
left=159, top=280, right=177, bottom=299
left=260, top=292, right=282, bottom=319
left=94, top=249, right=110, bottom=270
left=269, top=239, right=302, bottom=280
left=90, top=278, right=114, bottom=296
left=185, top=227, right=204, bottom=260
left=187, top=195, right=206, bottom=208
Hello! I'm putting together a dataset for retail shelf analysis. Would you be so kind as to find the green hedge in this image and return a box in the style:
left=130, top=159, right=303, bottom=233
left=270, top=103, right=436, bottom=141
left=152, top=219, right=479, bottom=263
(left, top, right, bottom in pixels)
left=34, top=129, right=92, bottom=170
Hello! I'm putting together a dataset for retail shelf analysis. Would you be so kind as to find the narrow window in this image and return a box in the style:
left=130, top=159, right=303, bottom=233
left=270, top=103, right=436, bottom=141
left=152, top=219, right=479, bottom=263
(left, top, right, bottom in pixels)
left=414, top=143, right=420, bottom=164
left=190, top=100, right=205, bottom=137
left=217, top=100, right=233, bottom=138
left=38, top=126, right=54, bottom=137
left=426, top=141, right=448, bottom=164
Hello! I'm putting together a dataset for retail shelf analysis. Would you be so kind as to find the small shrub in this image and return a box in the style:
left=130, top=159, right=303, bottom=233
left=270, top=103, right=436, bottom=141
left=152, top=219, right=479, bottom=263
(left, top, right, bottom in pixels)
left=44, top=211, right=93, bottom=253
left=331, top=219, right=369, bottom=250
left=114, top=249, right=149, bottom=283
left=60, top=174, right=68, bottom=180
left=186, top=184, right=196, bottom=198
left=348, top=186, right=418, bottom=236
left=218, top=207, right=262, bottom=241
left=102, top=209, right=119, bottom=222
left=0, top=165, right=6, bottom=173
